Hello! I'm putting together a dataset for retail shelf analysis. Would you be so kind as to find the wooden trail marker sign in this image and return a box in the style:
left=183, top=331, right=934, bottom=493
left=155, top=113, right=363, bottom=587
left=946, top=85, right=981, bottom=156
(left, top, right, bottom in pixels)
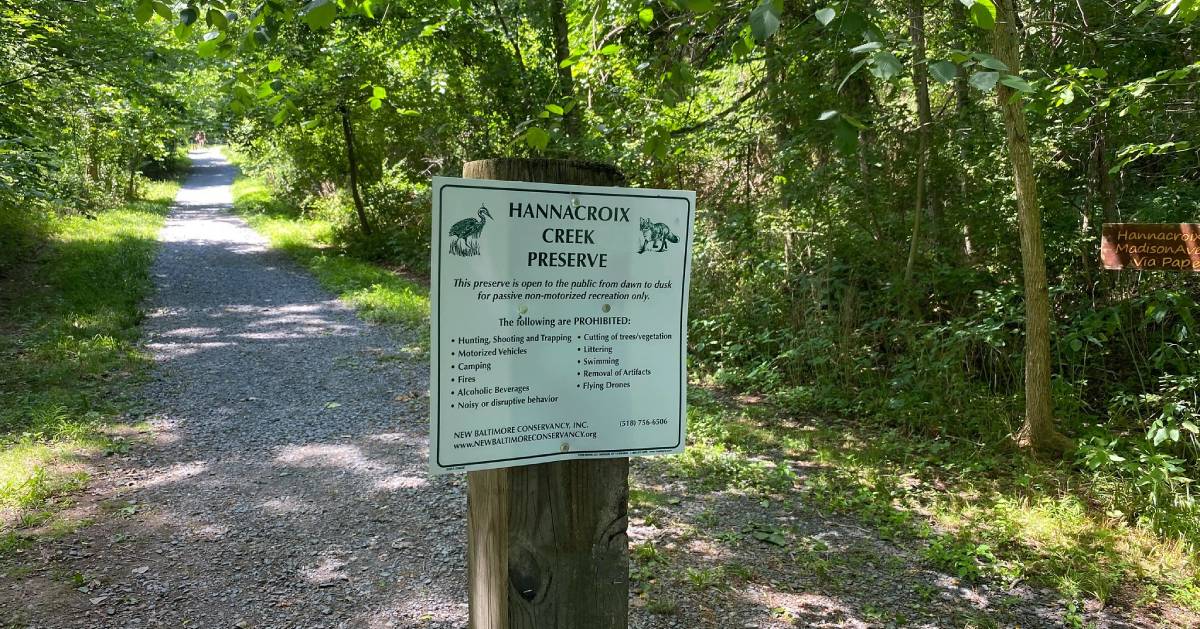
left=429, top=158, right=695, bottom=629
left=1101, top=223, right=1200, bottom=272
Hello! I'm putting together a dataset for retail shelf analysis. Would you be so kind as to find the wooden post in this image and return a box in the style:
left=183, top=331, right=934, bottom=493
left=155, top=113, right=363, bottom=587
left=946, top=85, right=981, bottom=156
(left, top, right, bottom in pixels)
left=463, top=158, right=630, bottom=629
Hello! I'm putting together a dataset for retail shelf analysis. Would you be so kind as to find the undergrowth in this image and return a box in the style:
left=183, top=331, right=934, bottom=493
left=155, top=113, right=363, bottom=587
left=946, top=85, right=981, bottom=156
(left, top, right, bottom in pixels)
left=0, top=180, right=177, bottom=545
left=665, top=387, right=1200, bottom=615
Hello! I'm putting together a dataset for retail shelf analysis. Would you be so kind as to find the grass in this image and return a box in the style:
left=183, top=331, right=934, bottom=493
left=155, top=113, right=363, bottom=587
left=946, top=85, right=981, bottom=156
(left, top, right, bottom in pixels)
left=658, top=386, right=1200, bottom=618
left=228, top=174, right=429, bottom=348
left=0, top=181, right=178, bottom=540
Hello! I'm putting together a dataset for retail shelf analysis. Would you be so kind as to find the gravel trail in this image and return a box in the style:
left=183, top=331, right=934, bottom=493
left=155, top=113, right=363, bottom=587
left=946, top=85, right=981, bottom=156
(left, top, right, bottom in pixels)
left=4, top=149, right=466, bottom=628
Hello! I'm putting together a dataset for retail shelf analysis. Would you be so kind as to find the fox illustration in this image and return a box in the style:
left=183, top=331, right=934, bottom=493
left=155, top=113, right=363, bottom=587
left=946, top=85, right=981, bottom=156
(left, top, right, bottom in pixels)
left=638, top=217, right=679, bottom=254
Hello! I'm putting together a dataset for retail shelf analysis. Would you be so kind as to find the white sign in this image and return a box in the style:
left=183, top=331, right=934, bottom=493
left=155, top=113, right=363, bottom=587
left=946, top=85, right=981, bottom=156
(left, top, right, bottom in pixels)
left=429, top=176, right=695, bottom=474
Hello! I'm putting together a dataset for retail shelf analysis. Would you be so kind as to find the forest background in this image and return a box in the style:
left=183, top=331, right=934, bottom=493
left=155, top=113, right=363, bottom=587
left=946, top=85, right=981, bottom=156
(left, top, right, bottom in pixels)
left=3, top=0, right=1200, bottom=621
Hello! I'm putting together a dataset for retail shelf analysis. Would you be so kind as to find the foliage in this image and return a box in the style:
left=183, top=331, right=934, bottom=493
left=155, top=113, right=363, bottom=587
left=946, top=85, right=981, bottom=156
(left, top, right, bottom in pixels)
left=7, top=0, right=1200, bottom=617
left=0, top=182, right=176, bottom=541
left=0, top=0, right=206, bottom=275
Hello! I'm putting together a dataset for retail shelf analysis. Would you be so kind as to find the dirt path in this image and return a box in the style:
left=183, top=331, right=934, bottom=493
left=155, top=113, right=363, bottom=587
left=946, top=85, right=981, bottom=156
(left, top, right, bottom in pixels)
left=1, top=150, right=466, bottom=628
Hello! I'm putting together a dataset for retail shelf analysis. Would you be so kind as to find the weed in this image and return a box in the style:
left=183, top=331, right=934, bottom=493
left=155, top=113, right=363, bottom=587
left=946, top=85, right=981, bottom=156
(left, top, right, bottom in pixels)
left=632, top=541, right=666, bottom=566
left=645, top=598, right=678, bottom=615
left=923, top=535, right=995, bottom=582
left=684, top=566, right=724, bottom=590
left=724, top=562, right=754, bottom=581
left=745, top=522, right=788, bottom=547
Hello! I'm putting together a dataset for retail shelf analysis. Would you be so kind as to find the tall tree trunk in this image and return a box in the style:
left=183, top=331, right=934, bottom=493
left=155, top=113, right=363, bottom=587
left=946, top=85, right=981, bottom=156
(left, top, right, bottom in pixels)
left=993, top=0, right=1072, bottom=457
left=903, top=0, right=933, bottom=291
left=951, top=0, right=976, bottom=261
left=339, top=103, right=373, bottom=235
left=548, top=0, right=581, bottom=138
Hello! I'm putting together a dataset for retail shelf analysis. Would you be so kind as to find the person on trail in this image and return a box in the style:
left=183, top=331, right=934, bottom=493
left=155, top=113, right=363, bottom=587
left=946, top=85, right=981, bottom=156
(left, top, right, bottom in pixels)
left=194, top=131, right=206, bottom=148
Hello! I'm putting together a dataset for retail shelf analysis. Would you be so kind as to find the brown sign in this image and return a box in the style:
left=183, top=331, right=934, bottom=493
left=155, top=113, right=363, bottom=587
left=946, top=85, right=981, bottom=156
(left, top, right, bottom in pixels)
left=1101, top=223, right=1200, bottom=271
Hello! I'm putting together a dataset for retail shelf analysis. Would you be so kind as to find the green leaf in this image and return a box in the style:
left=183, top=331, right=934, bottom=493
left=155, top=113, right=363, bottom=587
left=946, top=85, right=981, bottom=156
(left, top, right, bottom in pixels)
left=833, top=119, right=859, bottom=153
left=1052, top=85, right=1074, bottom=105
left=373, top=85, right=387, bottom=99
left=180, top=6, right=199, bottom=25
left=999, top=74, right=1034, bottom=93
left=840, top=112, right=866, bottom=129
left=750, top=0, right=783, bottom=42
left=968, top=71, right=999, bottom=92
left=967, top=0, right=996, bottom=30
left=420, top=21, right=446, bottom=37
left=976, top=55, right=1009, bottom=71
left=683, top=0, right=715, bottom=13
left=545, top=103, right=564, bottom=115
left=559, top=54, right=582, bottom=68
left=836, top=56, right=870, bottom=92
left=815, top=7, right=836, bottom=25
left=869, top=51, right=903, bottom=81
left=638, top=7, right=654, bottom=26
left=732, top=37, right=754, bottom=58
left=197, top=37, right=222, bottom=58
left=207, top=8, right=228, bottom=29
left=267, top=59, right=282, bottom=73
left=598, top=43, right=621, bottom=56
left=929, top=60, right=958, bottom=84
left=1159, top=0, right=1200, bottom=22
left=850, top=41, right=882, bottom=54
left=256, top=80, right=276, bottom=98
left=174, top=22, right=193, bottom=41
left=1131, top=0, right=1154, bottom=15
left=135, top=0, right=155, bottom=24
left=302, top=0, right=337, bottom=30
left=1182, top=421, right=1199, bottom=434
left=152, top=1, right=173, bottom=19
left=368, top=98, right=382, bottom=110
left=525, top=127, right=550, bottom=151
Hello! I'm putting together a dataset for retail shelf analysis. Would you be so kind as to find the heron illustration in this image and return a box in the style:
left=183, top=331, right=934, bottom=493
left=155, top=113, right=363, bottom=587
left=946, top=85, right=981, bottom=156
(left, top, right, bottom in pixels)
left=448, top=205, right=493, bottom=256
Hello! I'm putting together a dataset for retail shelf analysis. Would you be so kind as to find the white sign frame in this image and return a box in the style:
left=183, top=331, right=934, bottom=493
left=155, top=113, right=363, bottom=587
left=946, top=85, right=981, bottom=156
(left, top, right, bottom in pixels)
left=429, top=176, right=695, bottom=474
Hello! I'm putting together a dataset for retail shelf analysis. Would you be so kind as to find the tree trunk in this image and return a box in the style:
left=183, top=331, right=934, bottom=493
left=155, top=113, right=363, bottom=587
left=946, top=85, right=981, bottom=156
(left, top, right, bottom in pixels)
left=461, top=158, right=628, bottom=629
left=903, top=0, right=933, bottom=292
left=87, top=124, right=101, bottom=187
left=547, top=0, right=581, bottom=138
left=992, top=0, right=1072, bottom=457
left=126, top=140, right=139, bottom=200
left=339, top=104, right=373, bottom=235
left=952, top=0, right=976, bottom=261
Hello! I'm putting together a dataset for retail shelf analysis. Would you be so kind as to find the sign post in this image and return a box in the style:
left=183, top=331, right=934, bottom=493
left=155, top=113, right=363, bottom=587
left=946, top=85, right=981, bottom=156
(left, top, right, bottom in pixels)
left=430, top=158, right=695, bottom=629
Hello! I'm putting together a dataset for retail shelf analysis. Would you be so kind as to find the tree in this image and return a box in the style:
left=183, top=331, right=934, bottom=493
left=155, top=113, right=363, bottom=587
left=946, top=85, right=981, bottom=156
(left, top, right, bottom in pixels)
left=992, top=0, right=1072, bottom=457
